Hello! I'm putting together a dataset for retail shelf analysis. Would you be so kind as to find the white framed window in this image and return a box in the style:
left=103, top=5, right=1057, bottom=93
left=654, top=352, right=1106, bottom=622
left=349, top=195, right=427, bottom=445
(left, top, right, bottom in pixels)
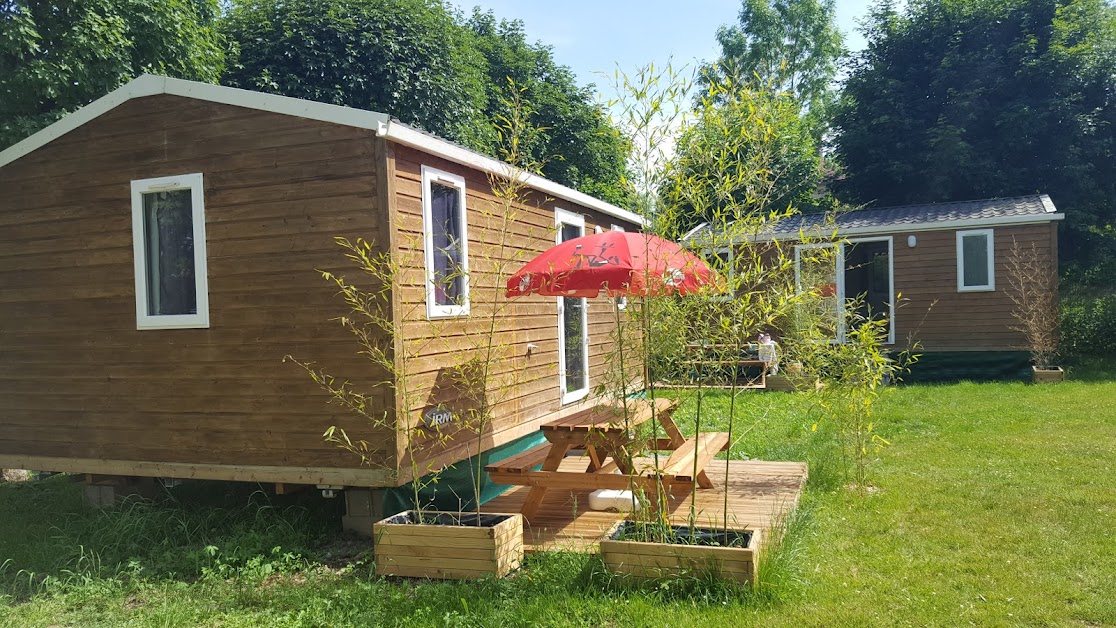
left=556, top=208, right=589, bottom=404
left=794, top=242, right=843, bottom=342
left=794, top=239, right=896, bottom=345
left=610, top=224, right=628, bottom=310
left=956, top=229, right=995, bottom=292
left=130, top=173, right=209, bottom=329
left=421, top=165, right=470, bottom=318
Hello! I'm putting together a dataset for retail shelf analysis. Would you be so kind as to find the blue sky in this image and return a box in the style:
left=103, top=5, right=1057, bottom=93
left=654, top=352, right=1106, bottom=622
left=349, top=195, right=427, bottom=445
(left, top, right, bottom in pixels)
left=454, top=0, right=872, bottom=92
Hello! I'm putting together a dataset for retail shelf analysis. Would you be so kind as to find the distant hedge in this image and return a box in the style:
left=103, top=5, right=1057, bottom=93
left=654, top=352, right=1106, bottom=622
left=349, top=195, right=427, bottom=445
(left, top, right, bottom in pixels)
left=1061, top=295, right=1116, bottom=358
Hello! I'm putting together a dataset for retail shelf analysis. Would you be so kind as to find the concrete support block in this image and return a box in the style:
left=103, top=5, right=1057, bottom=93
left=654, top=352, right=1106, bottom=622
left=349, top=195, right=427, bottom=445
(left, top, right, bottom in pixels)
left=342, top=488, right=385, bottom=537
left=81, top=476, right=161, bottom=508
left=83, top=483, right=117, bottom=508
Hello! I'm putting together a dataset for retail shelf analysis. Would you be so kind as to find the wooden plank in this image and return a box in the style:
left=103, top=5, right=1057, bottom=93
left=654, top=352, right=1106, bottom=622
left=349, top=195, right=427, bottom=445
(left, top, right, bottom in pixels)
left=489, top=469, right=658, bottom=491
left=374, top=564, right=495, bottom=580
left=376, top=520, right=520, bottom=548
left=600, top=550, right=755, bottom=575
left=0, top=454, right=393, bottom=486
left=667, top=432, right=731, bottom=482
left=600, top=539, right=755, bottom=561
left=376, top=543, right=498, bottom=561
left=483, top=443, right=552, bottom=473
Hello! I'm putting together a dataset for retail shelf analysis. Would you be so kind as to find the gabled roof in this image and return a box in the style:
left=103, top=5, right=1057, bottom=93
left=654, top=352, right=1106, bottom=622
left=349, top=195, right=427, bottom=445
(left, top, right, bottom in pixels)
left=0, top=74, right=645, bottom=226
left=770, top=194, right=1062, bottom=237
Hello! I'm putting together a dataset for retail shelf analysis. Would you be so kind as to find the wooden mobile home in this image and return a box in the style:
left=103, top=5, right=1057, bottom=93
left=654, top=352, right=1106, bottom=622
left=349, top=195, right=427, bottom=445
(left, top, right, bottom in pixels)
left=759, top=196, right=1063, bottom=379
left=0, top=75, right=643, bottom=500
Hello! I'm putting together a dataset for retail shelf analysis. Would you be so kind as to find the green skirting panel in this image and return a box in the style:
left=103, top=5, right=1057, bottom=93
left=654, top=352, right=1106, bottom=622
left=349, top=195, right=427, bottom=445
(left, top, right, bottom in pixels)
left=902, top=351, right=1032, bottom=383
left=382, top=430, right=547, bottom=517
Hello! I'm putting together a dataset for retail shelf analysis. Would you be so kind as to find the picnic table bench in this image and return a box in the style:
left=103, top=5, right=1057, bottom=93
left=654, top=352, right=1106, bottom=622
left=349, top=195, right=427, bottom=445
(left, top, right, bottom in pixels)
left=486, top=397, right=730, bottom=521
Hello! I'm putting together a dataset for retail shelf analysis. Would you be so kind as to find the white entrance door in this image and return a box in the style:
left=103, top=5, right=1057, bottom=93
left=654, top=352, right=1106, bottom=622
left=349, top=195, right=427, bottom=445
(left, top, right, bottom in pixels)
left=556, top=208, right=589, bottom=404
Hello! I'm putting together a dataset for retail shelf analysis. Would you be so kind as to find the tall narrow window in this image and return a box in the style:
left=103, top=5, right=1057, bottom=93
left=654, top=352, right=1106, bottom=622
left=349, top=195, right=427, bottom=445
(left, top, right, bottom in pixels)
left=557, top=208, right=589, bottom=403
left=957, top=229, right=995, bottom=292
left=131, top=173, right=209, bottom=329
left=422, top=166, right=469, bottom=318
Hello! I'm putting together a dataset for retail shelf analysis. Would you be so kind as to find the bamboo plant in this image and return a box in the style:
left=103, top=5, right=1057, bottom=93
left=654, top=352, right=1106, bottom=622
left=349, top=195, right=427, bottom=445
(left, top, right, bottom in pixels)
left=600, top=66, right=834, bottom=543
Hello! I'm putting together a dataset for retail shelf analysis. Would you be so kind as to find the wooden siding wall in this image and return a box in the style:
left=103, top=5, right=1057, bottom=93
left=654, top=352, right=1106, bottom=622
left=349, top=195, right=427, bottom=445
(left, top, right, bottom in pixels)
left=388, top=145, right=640, bottom=477
left=0, top=95, right=395, bottom=483
left=892, top=223, right=1057, bottom=351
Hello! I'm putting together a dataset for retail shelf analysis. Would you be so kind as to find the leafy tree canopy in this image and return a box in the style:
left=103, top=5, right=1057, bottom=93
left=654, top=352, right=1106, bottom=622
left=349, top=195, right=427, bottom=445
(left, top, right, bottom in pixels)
left=220, top=0, right=491, bottom=150
left=464, top=10, right=628, bottom=204
left=0, top=0, right=628, bottom=203
left=221, top=1, right=628, bottom=203
left=702, top=0, right=845, bottom=137
left=660, top=78, right=824, bottom=238
left=834, top=0, right=1116, bottom=276
left=0, top=0, right=225, bottom=148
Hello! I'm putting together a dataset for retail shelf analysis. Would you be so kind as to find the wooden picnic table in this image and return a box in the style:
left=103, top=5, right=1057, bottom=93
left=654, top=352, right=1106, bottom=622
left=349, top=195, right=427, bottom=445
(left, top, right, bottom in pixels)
left=486, top=398, right=729, bottom=521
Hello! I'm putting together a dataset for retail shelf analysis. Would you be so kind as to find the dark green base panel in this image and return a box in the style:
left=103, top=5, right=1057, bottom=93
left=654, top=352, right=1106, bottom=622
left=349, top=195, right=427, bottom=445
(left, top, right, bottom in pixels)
left=902, top=351, right=1032, bottom=383
left=383, top=431, right=547, bottom=516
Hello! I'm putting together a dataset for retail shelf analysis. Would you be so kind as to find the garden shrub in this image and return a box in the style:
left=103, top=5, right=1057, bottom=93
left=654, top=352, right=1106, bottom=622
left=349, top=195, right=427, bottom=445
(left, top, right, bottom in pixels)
left=1061, top=295, right=1116, bottom=359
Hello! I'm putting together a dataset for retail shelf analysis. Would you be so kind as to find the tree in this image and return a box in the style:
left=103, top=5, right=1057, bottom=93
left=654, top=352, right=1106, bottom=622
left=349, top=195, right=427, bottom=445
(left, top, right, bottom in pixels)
left=661, top=77, right=824, bottom=236
left=220, top=2, right=629, bottom=202
left=220, top=0, right=491, bottom=150
left=465, top=10, right=629, bottom=205
left=0, top=0, right=225, bottom=149
left=702, top=0, right=845, bottom=136
left=834, top=0, right=1116, bottom=279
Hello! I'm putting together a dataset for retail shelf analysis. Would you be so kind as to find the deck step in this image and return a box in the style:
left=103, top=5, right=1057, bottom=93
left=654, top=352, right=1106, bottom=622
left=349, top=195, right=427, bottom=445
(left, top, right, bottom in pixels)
left=484, top=443, right=552, bottom=474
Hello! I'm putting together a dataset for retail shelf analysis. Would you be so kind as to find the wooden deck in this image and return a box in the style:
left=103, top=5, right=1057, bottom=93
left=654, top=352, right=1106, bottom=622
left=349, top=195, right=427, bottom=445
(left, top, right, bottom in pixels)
left=480, top=458, right=808, bottom=553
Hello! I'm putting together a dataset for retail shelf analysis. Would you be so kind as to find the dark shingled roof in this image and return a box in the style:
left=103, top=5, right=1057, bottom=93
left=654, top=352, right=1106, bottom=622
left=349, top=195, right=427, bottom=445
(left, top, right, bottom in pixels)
left=769, top=194, right=1059, bottom=235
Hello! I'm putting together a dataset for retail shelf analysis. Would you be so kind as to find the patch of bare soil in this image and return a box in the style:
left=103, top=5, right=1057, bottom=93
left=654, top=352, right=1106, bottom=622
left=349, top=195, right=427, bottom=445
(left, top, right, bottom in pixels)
left=315, top=534, right=375, bottom=570
left=124, top=595, right=145, bottom=610
left=846, top=483, right=881, bottom=495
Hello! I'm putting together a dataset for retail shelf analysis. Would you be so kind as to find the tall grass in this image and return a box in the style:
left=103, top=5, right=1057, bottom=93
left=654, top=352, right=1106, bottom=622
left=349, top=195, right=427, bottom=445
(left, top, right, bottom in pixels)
left=0, top=479, right=337, bottom=600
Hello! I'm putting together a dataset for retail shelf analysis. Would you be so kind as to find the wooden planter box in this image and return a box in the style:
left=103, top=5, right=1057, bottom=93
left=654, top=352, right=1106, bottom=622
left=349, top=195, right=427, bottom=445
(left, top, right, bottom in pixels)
left=1032, top=366, right=1065, bottom=384
left=599, top=523, right=760, bottom=584
left=765, top=374, right=823, bottom=392
left=373, top=511, right=523, bottom=580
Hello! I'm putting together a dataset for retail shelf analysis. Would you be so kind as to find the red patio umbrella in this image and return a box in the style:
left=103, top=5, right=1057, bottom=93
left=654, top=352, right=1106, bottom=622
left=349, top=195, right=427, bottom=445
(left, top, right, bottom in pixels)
left=506, top=230, right=720, bottom=298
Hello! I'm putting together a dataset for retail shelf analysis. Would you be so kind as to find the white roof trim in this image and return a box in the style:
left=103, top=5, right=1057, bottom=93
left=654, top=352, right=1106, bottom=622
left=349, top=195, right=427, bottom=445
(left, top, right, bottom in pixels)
left=377, top=122, right=645, bottom=226
left=828, top=212, right=1063, bottom=236
left=0, top=74, right=645, bottom=227
left=745, top=211, right=1063, bottom=243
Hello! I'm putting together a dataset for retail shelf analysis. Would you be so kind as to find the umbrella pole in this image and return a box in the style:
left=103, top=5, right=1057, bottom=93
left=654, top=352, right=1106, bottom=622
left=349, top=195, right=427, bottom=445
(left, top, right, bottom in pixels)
left=613, top=297, right=637, bottom=514
left=640, top=295, right=666, bottom=533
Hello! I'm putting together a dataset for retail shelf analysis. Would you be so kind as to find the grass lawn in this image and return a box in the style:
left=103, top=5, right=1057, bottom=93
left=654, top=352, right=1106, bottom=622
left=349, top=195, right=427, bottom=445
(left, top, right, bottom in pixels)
left=2, top=375, right=1115, bottom=627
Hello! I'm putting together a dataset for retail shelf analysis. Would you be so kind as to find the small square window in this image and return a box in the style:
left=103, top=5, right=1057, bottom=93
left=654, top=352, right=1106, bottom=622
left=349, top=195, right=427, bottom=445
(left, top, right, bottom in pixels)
left=956, top=229, right=995, bottom=292
left=422, top=166, right=469, bottom=318
left=131, top=173, right=209, bottom=329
